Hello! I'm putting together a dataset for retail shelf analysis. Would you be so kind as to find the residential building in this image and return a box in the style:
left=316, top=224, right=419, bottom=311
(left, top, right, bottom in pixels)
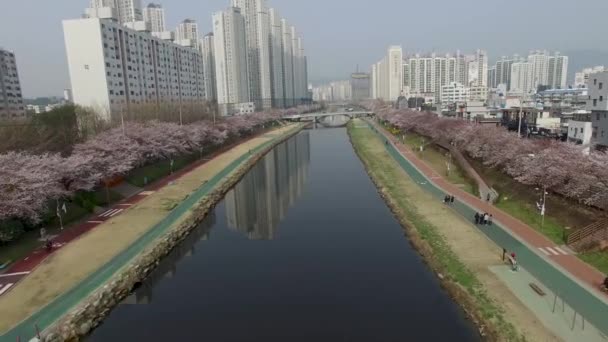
left=268, top=8, right=285, bottom=108
left=440, top=82, right=469, bottom=104
left=213, top=7, right=250, bottom=115
left=510, top=61, right=534, bottom=95
left=351, top=72, right=370, bottom=100
left=467, top=49, right=488, bottom=87
left=143, top=3, right=165, bottom=33
left=232, top=0, right=272, bottom=110
left=63, top=16, right=205, bottom=121
left=469, top=85, right=488, bottom=102
left=89, top=0, right=143, bottom=24
left=175, top=19, right=199, bottom=47
left=488, top=66, right=496, bottom=88
left=371, top=64, right=378, bottom=99
left=281, top=19, right=294, bottom=107
left=586, top=71, right=608, bottom=147
left=495, top=56, right=516, bottom=90
left=575, top=66, right=606, bottom=88
left=387, top=46, right=403, bottom=101
left=567, top=112, right=593, bottom=149
left=547, top=52, right=568, bottom=89
left=535, top=88, right=588, bottom=114
left=528, top=50, right=550, bottom=90
left=200, top=33, right=217, bottom=101
left=0, top=48, right=25, bottom=120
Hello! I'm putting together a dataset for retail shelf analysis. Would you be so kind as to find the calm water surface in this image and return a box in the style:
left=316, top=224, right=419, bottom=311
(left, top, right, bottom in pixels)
left=89, top=128, right=479, bottom=341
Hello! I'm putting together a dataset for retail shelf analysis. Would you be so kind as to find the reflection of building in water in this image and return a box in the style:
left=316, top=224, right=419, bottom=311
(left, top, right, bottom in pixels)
left=122, top=212, right=216, bottom=305
left=225, top=132, right=310, bottom=240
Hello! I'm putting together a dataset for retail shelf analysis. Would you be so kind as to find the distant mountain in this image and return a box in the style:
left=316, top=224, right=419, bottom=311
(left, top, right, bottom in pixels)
left=564, top=49, right=608, bottom=82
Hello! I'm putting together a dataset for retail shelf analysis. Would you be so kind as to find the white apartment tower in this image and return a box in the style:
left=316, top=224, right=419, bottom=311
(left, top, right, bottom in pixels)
left=63, top=17, right=205, bottom=121
left=281, top=19, right=295, bottom=107
left=232, top=0, right=273, bottom=110
left=90, top=0, right=143, bottom=24
left=213, top=7, right=250, bottom=114
left=547, top=53, right=568, bottom=89
left=467, top=49, right=488, bottom=87
left=528, top=50, right=550, bottom=90
left=175, top=19, right=199, bottom=47
left=510, top=61, right=533, bottom=95
left=387, top=46, right=403, bottom=101
left=495, top=56, right=516, bottom=90
left=0, top=48, right=25, bottom=120
left=143, top=3, right=165, bottom=33
left=200, top=33, right=217, bottom=101
left=268, top=8, right=285, bottom=108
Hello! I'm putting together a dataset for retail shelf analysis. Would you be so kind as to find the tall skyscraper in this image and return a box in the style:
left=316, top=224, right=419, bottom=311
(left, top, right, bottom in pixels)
left=528, top=50, right=550, bottom=90
left=387, top=46, right=403, bottom=101
left=90, top=0, right=143, bottom=24
left=268, top=8, right=285, bottom=108
left=495, top=56, right=516, bottom=90
left=547, top=53, right=568, bottom=89
left=281, top=19, right=294, bottom=107
left=351, top=73, right=371, bottom=100
left=212, top=7, right=250, bottom=114
left=488, top=66, right=497, bottom=88
left=143, top=3, right=165, bottom=33
left=232, top=0, right=272, bottom=110
left=510, top=61, right=533, bottom=95
left=200, top=33, right=217, bottom=101
left=0, top=48, right=25, bottom=120
left=175, top=19, right=199, bottom=47
left=467, top=49, right=488, bottom=87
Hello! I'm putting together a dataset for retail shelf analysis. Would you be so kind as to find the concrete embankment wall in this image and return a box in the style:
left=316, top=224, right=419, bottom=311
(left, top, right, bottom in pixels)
left=39, top=125, right=306, bottom=342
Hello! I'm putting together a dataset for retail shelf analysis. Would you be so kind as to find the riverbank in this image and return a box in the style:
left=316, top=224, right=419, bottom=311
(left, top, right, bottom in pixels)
left=347, top=120, right=560, bottom=341
left=0, top=123, right=306, bottom=341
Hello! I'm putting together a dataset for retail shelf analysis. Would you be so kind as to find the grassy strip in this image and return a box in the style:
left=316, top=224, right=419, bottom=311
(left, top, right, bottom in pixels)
left=348, top=121, right=523, bottom=341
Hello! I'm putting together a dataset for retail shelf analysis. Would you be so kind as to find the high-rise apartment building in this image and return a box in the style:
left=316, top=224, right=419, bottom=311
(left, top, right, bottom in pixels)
left=212, top=7, right=250, bottom=115
left=63, top=17, right=205, bottom=121
left=467, top=49, right=488, bottom=87
left=527, top=50, right=550, bottom=90
left=510, top=61, right=534, bottom=95
left=175, top=19, right=199, bottom=47
left=268, top=8, right=285, bottom=108
left=547, top=53, right=568, bottom=89
left=143, top=3, right=165, bottom=33
left=387, top=46, right=404, bottom=101
left=200, top=33, right=217, bottom=101
left=495, top=56, right=516, bottom=90
left=351, top=73, right=370, bottom=100
left=232, top=0, right=273, bottom=110
left=0, top=48, right=25, bottom=120
left=281, top=19, right=294, bottom=107
left=90, top=0, right=143, bottom=24
left=488, top=66, right=496, bottom=88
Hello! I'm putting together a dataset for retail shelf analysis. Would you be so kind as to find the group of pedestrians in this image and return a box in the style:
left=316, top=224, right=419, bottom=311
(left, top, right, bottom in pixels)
left=443, top=194, right=455, bottom=205
left=474, top=212, right=493, bottom=226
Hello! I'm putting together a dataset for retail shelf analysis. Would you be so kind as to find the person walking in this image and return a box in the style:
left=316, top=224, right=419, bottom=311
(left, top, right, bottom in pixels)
left=488, top=214, right=493, bottom=226
left=450, top=196, right=455, bottom=205
left=483, top=213, right=489, bottom=225
left=474, top=213, right=480, bottom=225
left=486, top=193, right=491, bottom=202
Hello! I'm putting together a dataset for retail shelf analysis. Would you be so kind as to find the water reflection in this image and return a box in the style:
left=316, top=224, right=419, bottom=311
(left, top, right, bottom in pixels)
left=121, top=212, right=216, bottom=305
left=225, top=132, right=310, bottom=240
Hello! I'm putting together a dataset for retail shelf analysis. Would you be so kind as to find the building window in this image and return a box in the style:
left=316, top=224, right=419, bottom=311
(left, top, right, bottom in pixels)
left=84, top=65, right=89, bottom=70
left=598, top=113, right=601, bottom=120
left=594, top=79, right=597, bottom=85
left=601, top=83, right=604, bottom=90
left=594, top=99, right=598, bottom=106
left=602, top=96, right=604, bottom=102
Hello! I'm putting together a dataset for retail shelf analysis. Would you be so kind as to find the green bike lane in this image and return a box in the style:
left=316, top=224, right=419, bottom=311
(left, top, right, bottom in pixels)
left=0, top=125, right=303, bottom=342
left=362, top=120, right=608, bottom=337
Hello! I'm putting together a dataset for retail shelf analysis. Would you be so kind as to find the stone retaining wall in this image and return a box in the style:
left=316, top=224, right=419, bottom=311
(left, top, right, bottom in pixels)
left=39, top=125, right=306, bottom=342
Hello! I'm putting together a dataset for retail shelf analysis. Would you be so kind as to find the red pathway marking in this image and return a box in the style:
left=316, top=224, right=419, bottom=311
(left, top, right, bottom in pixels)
left=374, top=121, right=606, bottom=291
left=0, top=130, right=270, bottom=297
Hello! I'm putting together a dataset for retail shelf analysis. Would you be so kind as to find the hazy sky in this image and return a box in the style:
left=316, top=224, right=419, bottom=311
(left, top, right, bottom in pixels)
left=2, top=0, right=608, bottom=97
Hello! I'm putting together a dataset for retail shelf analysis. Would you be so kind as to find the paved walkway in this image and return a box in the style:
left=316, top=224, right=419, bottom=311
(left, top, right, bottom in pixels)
left=366, top=119, right=608, bottom=336
left=0, top=125, right=303, bottom=341
left=0, top=131, right=271, bottom=298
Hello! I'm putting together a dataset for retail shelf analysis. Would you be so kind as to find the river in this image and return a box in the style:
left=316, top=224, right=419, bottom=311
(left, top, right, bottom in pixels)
left=88, top=127, right=479, bottom=341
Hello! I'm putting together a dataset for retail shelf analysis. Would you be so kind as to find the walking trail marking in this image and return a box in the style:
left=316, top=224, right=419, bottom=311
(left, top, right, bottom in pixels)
left=364, top=119, right=608, bottom=337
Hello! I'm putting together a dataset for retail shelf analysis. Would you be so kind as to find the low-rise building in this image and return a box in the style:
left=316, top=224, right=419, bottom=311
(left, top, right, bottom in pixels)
left=585, top=71, right=608, bottom=147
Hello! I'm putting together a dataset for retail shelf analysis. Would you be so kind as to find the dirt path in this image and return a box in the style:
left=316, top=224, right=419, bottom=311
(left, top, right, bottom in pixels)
left=0, top=125, right=299, bottom=334
left=349, top=121, right=559, bottom=341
